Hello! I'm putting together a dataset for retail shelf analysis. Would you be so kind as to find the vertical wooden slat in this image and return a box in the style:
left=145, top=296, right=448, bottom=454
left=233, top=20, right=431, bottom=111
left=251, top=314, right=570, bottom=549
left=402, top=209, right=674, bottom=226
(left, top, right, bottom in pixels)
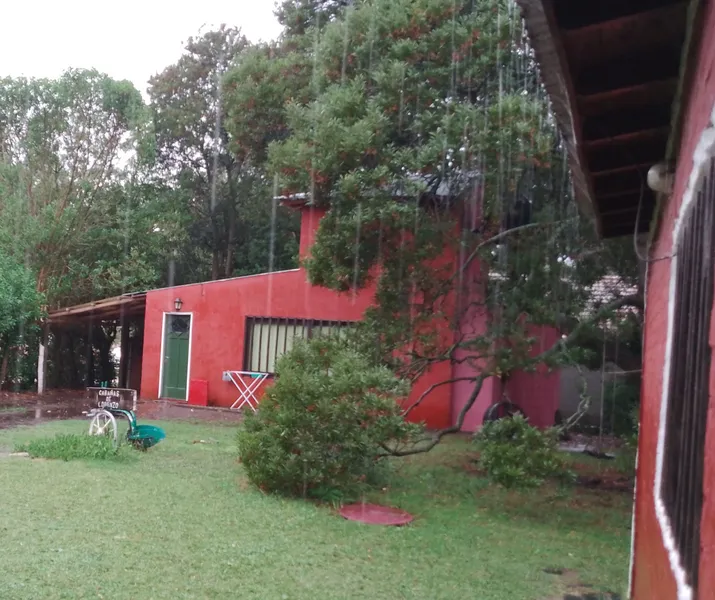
left=244, top=318, right=254, bottom=371
left=257, top=318, right=264, bottom=373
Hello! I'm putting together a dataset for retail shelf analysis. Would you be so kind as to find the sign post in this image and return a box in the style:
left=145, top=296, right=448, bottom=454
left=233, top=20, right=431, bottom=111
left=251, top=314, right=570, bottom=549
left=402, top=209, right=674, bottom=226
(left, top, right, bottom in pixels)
left=87, top=388, right=138, bottom=411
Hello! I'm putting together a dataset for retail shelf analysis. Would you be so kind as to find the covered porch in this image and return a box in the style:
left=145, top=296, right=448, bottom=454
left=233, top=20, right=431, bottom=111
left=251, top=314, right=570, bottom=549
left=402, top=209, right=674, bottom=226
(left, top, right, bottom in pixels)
left=42, top=293, right=147, bottom=394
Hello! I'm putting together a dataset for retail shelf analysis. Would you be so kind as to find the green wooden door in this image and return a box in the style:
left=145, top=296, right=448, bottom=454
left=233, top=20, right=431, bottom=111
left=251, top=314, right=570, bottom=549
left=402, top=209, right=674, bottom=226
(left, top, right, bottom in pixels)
left=162, top=314, right=190, bottom=400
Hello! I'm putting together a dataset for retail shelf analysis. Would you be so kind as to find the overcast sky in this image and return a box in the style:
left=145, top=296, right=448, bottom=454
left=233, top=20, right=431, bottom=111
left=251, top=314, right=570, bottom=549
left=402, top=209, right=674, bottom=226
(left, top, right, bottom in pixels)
left=2, top=0, right=282, bottom=96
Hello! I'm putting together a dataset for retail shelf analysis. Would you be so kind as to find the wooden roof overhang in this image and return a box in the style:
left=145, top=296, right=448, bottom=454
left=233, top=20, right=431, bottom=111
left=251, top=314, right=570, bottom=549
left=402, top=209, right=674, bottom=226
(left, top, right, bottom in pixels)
left=516, top=0, right=703, bottom=238
left=47, top=293, right=147, bottom=327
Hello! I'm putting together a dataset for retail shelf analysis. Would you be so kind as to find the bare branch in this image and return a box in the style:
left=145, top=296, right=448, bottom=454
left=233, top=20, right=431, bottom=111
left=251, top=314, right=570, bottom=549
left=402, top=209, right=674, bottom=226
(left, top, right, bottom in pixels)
left=402, top=376, right=476, bottom=416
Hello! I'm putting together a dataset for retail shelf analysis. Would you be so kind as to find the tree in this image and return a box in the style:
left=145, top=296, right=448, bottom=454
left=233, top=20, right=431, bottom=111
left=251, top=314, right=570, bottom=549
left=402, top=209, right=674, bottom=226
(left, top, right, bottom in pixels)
left=0, top=253, right=43, bottom=387
left=265, top=0, right=643, bottom=453
left=0, top=70, right=145, bottom=304
left=149, top=26, right=300, bottom=281
left=276, top=0, right=353, bottom=37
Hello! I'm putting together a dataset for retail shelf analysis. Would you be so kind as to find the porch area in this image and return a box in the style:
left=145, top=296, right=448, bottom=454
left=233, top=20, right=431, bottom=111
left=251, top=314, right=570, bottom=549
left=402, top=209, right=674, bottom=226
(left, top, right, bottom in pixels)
left=42, top=292, right=147, bottom=394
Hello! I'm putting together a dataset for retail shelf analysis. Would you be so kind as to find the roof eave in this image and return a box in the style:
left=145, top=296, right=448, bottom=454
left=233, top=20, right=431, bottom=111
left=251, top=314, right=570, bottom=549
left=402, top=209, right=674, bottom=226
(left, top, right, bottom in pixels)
left=516, top=0, right=602, bottom=236
left=649, top=0, right=706, bottom=243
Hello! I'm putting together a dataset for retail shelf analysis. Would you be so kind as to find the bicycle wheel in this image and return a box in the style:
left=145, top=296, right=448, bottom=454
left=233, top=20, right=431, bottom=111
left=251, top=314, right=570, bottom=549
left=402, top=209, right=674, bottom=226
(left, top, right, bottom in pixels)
left=88, top=410, right=118, bottom=449
left=483, top=401, right=524, bottom=423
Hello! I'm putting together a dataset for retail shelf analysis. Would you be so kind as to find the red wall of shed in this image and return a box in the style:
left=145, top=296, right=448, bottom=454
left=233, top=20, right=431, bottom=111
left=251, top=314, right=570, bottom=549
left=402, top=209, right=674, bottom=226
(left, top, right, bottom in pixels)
left=140, top=269, right=371, bottom=406
left=139, top=200, right=559, bottom=433
left=139, top=204, right=453, bottom=429
left=632, top=5, right=715, bottom=598
left=504, top=325, right=561, bottom=429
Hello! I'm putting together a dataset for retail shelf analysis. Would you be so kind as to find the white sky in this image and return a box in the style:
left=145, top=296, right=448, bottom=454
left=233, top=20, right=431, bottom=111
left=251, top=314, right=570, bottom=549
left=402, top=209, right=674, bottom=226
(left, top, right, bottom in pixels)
left=2, top=0, right=283, bottom=96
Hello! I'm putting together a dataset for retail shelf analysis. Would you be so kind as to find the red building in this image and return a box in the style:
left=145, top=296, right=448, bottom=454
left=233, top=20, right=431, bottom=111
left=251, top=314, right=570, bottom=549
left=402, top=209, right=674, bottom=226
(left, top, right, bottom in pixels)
left=518, top=0, right=715, bottom=598
left=130, top=199, right=561, bottom=432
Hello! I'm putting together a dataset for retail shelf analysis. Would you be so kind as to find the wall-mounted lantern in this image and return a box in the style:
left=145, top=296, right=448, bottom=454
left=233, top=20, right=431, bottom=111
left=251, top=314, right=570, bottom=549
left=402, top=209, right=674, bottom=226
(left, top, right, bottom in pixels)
left=174, top=297, right=183, bottom=312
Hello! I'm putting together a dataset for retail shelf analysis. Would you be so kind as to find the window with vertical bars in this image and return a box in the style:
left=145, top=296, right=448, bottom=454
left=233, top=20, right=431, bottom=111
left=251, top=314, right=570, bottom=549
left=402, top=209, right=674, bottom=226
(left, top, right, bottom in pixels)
left=244, top=317, right=353, bottom=374
left=662, top=156, right=715, bottom=592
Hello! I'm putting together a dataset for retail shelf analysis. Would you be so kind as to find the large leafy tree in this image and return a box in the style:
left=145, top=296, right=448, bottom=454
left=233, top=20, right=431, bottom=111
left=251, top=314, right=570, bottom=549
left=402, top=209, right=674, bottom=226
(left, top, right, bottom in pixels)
left=149, top=26, right=299, bottom=281
left=0, top=70, right=146, bottom=304
left=264, top=0, right=643, bottom=451
left=276, top=0, right=353, bottom=36
left=0, top=70, right=191, bottom=388
left=0, top=252, right=43, bottom=387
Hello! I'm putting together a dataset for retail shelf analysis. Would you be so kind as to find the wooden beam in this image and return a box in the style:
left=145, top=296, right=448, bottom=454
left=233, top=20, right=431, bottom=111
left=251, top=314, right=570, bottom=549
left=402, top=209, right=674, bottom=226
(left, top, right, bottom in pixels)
left=515, top=0, right=600, bottom=234
left=583, top=127, right=671, bottom=150
left=562, top=2, right=688, bottom=70
left=47, top=294, right=147, bottom=324
left=578, top=79, right=679, bottom=118
left=596, top=191, right=656, bottom=213
left=119, top=310, right=129, bottom=389
left=573, top=46, right=683, bottom=96
left=553, top=0, right=684, bottom=30
left=582, top=103, right=674, bottom=142
left=37, top=324, right=48, bottom=395
left=585, top=132, right=668, bottom=171
left=592, top=163, right=655, bottom=178
left=593, top=169, right=649, bottom=196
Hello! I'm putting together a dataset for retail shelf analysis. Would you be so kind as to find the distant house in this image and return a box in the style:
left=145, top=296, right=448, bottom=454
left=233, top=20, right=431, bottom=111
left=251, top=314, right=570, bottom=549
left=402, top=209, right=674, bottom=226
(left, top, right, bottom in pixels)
left=518, top=0, right=715, bottom=598
left=46, top=194, right=561, bottom=431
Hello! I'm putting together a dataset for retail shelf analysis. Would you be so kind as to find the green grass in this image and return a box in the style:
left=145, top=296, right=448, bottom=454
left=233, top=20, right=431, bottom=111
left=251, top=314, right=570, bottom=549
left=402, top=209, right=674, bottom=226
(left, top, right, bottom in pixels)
left=0, top=421, right=632, bottom=600
left=0, top=406, right=26, bottom=414
left=15, top=433, right=135, bottom=461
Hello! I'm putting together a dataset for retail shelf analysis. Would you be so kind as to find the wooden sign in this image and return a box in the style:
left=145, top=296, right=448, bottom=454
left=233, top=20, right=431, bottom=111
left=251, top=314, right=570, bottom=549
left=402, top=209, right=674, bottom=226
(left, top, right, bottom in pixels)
left=87, top=388, right=137, bottom=411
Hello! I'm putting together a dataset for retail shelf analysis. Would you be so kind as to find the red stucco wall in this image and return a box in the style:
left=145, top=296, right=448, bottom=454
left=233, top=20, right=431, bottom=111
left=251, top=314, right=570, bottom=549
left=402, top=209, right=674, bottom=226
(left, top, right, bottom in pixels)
left=139, top=203, right=559, bottom=432
left=449, top=240, right=561, bottom=432
left=632, top=5, right=715, bottom=598
left=504, top=326, right=561, bottom=429
left=139, top=205, right=456, bottom=429
left=140, top=268, right=368, bottom=403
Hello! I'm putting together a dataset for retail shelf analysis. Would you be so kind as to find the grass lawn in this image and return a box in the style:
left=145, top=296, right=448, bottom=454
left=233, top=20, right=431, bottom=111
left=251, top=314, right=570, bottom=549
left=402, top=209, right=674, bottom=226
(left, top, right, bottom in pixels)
left=0, top=420, right=632, bottom=600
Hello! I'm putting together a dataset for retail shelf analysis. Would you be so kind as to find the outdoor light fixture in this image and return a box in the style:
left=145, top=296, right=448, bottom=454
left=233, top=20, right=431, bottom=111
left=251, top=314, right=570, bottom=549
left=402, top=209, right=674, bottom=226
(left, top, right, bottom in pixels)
left=647, top=162, right=674, bottom=195
left=174, top=297, right=183, bottom=311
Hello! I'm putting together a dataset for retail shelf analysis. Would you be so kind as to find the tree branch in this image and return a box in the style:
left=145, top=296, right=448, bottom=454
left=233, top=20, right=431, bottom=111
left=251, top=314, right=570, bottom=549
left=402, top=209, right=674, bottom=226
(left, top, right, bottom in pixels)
left=402, top=376, right=476, bottom=416
left=382, top=292, right=645, bottom=458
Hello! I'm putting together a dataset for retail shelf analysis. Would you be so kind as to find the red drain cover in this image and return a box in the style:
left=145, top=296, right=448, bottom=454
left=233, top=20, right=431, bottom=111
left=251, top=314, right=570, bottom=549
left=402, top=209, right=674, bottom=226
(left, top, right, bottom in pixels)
left=339, top=503, right=414, bottom=526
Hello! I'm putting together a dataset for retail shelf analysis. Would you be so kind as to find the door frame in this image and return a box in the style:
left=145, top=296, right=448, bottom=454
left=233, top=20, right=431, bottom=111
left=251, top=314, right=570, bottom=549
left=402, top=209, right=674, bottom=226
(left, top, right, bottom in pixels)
left=158, top=312, right=193, bottom=401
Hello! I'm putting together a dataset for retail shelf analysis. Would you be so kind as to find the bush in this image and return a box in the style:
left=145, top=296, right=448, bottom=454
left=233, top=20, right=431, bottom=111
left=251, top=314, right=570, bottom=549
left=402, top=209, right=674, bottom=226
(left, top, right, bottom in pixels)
left=237, top=338, right=420, bottom=500
left=474, top=415, right=568, bottom=488
left=603, top=380, right=640, bottom=437
left=16, top=434, right=133, bottom=461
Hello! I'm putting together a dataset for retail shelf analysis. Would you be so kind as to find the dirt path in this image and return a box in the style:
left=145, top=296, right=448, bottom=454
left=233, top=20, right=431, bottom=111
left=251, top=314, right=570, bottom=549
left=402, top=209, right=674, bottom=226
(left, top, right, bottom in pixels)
left=0, top=391, right=244, bottom=430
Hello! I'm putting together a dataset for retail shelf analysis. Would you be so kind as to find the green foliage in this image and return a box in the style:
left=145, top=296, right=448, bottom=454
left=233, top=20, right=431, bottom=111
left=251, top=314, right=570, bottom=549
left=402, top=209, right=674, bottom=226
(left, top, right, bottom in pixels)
left=15, top=434, right=133, bottom=461
left=224, top=43, right=313, bottom=163
left=474, top=415, right=569, bottom=488
left=603, top=380, right=640, bottom=437
left=276, top=0, right=352, bottom=36
left=261, top=0, right=643, bottom=404
left=0, top=252, right=43, bottom=366
left=614, top=404, right=640, bottom=476
left=237, top=338, right=420, bottom=499
left=0, top=70, right=146, bottom=304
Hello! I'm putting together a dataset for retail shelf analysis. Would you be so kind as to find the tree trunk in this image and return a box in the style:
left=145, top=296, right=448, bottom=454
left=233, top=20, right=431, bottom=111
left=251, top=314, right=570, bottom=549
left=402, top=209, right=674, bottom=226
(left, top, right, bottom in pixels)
left=0, top=347, right=9, bottom=391
left=224, top=168, right=239, bottom=278
left=225, top=210, right=236, bottom=279
left=211, top=211, right=222, bottom=280
left=86, top=324, right=95, bottom=387
left=211, top=251, right=220, bottom=281
left=68, top=331, right=81, bottom=389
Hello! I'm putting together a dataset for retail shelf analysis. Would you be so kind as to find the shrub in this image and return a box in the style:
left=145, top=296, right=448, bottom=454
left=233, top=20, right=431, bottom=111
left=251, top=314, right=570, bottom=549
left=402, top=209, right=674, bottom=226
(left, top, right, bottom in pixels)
left=16, top=434, right=133, bottom=461
left=474, top=415, right=568, bottom=488
left=603, top=380, right=641, bottom=437
left=237, top=338, right=420, bottom=499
